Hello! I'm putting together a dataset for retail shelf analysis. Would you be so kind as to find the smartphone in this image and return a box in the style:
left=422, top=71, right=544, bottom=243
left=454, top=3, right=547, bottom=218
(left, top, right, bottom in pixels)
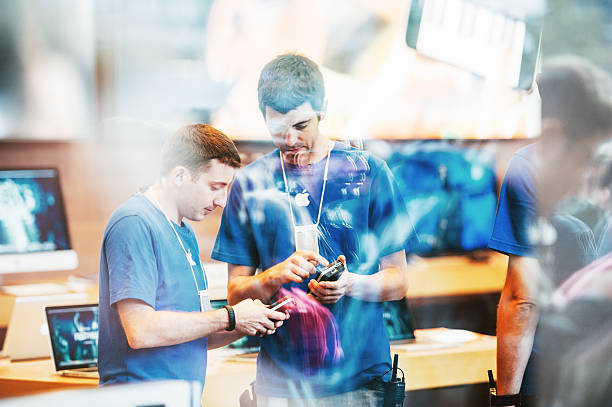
left=315, top=260, right=345, bottom=283
left=269, top=296, right=296, bottom=312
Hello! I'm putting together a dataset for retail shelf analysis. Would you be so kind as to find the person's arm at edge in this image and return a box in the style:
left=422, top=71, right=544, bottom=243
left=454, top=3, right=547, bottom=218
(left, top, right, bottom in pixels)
left=496, top=254, right=540, bottom=396
left=345, top=249, right=409, bottom=302
left=117, top=298, right=286, bottom=349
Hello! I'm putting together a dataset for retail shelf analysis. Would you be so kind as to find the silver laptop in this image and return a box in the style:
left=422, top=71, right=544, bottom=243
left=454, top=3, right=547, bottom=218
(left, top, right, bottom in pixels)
left=1, top=293, right=88, bottom=361
left=45, top=303, right=99, bottom=379
left=385, top=299, right=461, bottom=352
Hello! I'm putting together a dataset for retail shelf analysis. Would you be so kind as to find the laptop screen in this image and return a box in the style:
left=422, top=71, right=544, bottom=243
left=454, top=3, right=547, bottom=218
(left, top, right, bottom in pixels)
left=45, top=304, right=98, bottom=370
left=382, top=299, right=416, bottom=341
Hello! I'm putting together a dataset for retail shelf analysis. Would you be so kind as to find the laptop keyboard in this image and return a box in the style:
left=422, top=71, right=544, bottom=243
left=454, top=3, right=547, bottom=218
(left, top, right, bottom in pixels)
left=60, top=369, right=98, bottom=379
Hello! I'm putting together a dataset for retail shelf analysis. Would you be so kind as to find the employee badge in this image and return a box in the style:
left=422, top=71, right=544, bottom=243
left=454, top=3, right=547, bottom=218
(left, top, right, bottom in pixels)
left=198, top=289, right=211, bottom=312
left=294, top=223, right=319, bottom=255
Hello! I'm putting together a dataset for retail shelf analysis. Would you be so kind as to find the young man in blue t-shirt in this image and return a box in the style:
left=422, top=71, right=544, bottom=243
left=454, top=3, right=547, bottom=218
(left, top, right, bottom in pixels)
left=489, top=57, right=612, bottom=406
left=98, top=124, right=287, bottom=391
left=212, top=54, right=416, bottom=405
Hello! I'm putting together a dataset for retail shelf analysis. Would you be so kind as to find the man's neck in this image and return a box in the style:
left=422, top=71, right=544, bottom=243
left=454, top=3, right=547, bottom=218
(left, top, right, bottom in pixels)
left=145, top=184, right=182, bottom=225
left=310, top=135, right=332, bottom=164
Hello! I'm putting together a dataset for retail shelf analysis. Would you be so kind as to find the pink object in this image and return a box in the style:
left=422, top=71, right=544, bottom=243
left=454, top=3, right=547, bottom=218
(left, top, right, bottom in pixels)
left=277, top=287, right=343, bottom=374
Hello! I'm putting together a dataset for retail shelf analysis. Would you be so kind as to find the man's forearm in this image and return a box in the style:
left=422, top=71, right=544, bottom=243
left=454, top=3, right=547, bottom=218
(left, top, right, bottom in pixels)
left=346, top=266, right=408, bottom=302
left=345, top=250, right=408, bottom=302
left=227, top=274, right=279, bottom=305
left=496, top=293, right=538, bottom=395
left=121, top=307, right=230, bottom=349
left=496, top=254, right=540, bottom=396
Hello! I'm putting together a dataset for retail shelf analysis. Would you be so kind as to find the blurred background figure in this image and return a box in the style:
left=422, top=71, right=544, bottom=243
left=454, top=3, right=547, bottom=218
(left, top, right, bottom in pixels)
left=0, top=0, right=93, bottom=140
left=537, top=248, right=612, bottom=407
left=534, top=138, right=612, bottom=407
left=556, top=142, right=612, bottom=250
left=489, top=56, right=612, bottom=407
left=594, top=157, right=612, bottom=257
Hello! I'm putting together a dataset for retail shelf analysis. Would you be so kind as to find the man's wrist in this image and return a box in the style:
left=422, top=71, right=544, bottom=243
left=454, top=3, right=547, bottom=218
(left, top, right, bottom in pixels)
left=260, top=268, right=282, bottom=297
left=223, top=305, right=235, bottom=331
left=345, top=272, right=360, bottom=297
left=490, top=393, right=522, bottom=406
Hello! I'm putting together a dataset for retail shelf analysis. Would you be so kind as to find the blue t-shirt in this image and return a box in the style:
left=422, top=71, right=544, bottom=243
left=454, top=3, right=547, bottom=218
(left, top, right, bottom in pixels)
left=489, top=144, right=538, bottom=257
left=488, top=143, right=596, bottom=395
left=490, top=144, right=596, bottom=273
left=98, top=195, right=208, bottom=387
left=212, top=143, right=417, bottom=398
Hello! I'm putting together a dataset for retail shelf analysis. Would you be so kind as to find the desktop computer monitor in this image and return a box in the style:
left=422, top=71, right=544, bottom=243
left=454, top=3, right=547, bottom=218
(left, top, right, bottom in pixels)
left=0, top=168, right=78, bottom=274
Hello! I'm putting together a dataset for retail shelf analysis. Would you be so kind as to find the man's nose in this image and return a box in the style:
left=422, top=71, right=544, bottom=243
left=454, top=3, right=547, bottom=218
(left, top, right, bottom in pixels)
left=283, top=129, right=298, bottom=147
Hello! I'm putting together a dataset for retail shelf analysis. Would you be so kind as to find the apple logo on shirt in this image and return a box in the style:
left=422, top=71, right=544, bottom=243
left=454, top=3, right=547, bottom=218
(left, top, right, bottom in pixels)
left=295, top=192, right=310, bottom=207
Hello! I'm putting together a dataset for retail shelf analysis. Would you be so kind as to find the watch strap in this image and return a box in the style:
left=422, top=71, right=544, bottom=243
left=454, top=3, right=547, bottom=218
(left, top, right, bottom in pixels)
left=223, top=305, right=235, bottom=331
left=490, top=393, right=522, bottom=406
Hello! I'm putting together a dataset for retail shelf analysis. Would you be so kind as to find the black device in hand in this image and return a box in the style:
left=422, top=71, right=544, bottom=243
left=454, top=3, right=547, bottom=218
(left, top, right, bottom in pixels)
left=306, top=260, right=345, bottom=294
left=315, top=260, right=345, bottom=282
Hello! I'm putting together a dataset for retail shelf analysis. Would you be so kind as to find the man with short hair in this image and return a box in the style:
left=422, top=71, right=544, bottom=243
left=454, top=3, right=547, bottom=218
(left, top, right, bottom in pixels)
left=98, top=124, right=287, bottom=390
left=213, top=54, right=416, bottom=405
left=489, top=57, right=612, bottom=406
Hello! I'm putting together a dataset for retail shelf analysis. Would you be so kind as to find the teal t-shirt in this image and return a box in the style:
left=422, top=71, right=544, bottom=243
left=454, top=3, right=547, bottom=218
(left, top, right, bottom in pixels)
left=212, top=143, right=417, bottom=397
left=98, top=195, right=208, bottom=387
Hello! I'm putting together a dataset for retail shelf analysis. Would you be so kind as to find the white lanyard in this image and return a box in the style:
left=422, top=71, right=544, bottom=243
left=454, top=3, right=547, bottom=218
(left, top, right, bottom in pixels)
left=147, top=194, right=208, bottom=293
left=279, top=141, right=334, bottom=229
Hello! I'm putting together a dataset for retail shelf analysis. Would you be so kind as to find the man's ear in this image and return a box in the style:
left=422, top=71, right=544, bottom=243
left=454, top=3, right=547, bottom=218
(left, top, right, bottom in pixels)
left=170, top=166, right=188, bottom=186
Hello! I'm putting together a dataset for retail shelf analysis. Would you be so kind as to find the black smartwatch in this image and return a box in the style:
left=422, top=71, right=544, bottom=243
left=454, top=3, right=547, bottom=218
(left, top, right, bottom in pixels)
left=223, top=305, right=235, bottom=331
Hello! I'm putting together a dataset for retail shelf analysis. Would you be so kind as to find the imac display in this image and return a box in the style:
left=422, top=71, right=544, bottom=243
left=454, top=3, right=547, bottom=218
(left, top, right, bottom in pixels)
left=0, top=168, right=78, bottom=274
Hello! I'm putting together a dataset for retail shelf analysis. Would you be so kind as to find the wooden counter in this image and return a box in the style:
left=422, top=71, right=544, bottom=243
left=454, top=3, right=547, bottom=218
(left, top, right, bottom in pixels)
left=406, top=252, right=507, bottom=298
left=0, top=358, right=98, bottom=398
left=0, top=331, right=496, bottom=405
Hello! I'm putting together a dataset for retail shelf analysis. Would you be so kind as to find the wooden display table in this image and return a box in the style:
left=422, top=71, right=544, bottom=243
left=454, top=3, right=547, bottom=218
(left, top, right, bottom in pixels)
left=0, top=358, right=98, bottom=398
left=203, top=331, right=496, bottom=405
left=396, top=332, right=496, bottom=390
left=0, top=330, right=497, bottom=405
left=406, top=252, right=507, bottom=298
left=0, top=331, right=495, bottom=405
